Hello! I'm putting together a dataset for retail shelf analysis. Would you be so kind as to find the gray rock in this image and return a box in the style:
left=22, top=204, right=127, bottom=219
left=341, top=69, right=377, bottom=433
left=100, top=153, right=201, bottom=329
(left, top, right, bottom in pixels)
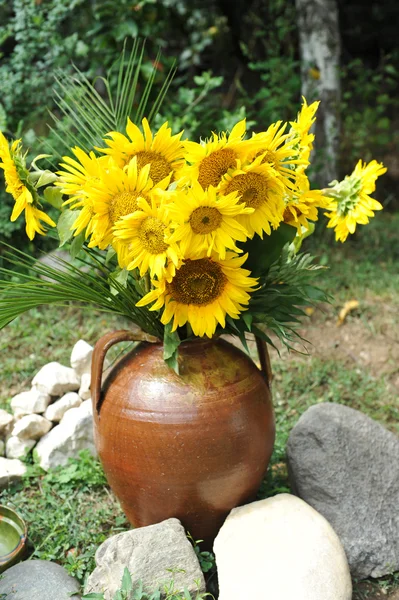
left=11, top=388, right=51, bottom=418
left=78, top=372, right=91, bottom=400
left=84, top=518, right=205, bottom=600
left=35, top=400, right=96, bottom=470
left=6, top=436, right=36, bottom=459
left=214, top=494, right=352, bottom=600
left=0, top=408, right=14, bottom=436
left=287, top=402, right=399, bottom=579
left=70, top=339, right=93, bottom=377
left=44, top=392, right=81, bottom=422
left=12, top=414, right=52, bottom=440
left=0, top=559, right=80, bottom=599
left=0, top=456, right=27, bottom=490
left=32, top=362, right=80, bottom=396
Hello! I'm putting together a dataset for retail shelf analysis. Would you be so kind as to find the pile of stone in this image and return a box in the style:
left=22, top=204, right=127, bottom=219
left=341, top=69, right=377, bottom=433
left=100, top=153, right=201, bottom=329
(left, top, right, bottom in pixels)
left=0, top=340, right=96, bottom=488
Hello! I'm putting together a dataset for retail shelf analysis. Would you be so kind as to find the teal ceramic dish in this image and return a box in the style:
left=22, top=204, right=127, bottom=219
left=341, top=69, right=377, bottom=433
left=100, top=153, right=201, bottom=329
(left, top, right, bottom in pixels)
left=0, top=506, right=27, bottom=572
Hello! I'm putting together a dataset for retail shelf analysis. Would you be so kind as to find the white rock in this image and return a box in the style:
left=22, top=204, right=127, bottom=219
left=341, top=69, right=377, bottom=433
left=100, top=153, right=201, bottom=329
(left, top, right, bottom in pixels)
left=0, top=457, right=27, bottom=490
left=0, top=440, right=4, bottom=457
left=35, top=400, right=96, bottom=471
left=32, top=362, right=80, bottom=396
left=44, top=392, right=82, bottom=422
left=11, top=389, right=51, bottom=418
left=6, top=436, right=36, bottom=459
left=0, top=409, right=14, bottom=436
left=12, top=414, right=52, bottom=441
left=70, top=339, right=93, bottom=377
left=78, top=373, right=91, bottom=400
left=214, top=494, right=352, bottom=600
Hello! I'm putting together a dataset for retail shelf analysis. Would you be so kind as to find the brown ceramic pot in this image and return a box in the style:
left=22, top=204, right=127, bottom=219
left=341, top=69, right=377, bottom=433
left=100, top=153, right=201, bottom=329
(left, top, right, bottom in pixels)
left=91, top=331, right=275, bottom=546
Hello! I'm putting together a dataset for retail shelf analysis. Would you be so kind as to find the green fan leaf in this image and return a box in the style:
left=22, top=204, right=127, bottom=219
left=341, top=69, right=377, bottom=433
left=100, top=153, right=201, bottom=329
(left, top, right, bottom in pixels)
left=46, top=39, right=176, bottom=159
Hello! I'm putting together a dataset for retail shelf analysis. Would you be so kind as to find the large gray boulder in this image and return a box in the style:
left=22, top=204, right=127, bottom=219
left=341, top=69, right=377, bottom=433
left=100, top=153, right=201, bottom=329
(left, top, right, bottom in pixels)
left=0, top=559, right=80, bottom=599
left=287, top=402, right=399, bottom=579
left=214, top=494, right=352, bottom=600
left=84, top=518, right=206, bottom=600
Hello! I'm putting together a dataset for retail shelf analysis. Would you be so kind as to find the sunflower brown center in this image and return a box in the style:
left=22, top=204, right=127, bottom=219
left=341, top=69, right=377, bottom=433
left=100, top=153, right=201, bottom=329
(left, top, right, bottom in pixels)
left=256, top=149, right=277, bottom=168
left=225, top=172, right=269, bottom=209
left=109, top=191, right=141, bottom=223
left=167, top=258, right=227, bottom=306
left=189, top=206, right=223, bottom=234
left=134, top=150, right=172, bottom=184
left=198, top=149, right=237, bottom=189
left=138, top=216, right=168, bottom=254
left=283, top=206, right=302, bottom=222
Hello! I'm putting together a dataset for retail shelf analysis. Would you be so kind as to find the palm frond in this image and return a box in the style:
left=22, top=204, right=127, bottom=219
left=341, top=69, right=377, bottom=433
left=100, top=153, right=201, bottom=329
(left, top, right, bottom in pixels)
left=225, top=249, right=330, bottom=352
left=0, top=244, right=163, bottom=339
left=47, top=39, right=176, bottom=158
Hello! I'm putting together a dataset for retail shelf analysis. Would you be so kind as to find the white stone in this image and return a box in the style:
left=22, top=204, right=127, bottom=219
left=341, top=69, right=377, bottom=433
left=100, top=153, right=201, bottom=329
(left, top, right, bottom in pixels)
left=0, top=457, right=27, bottom=490
left=35, top=400, right=96, bottom=471
left=0, top=409, right=14, bottom=436
left=84, top=519, right=205, bottom=600
left=214, top=494, right=352, bottom=600
left=0, top=440, right=4, bottom=457
left=44, top=392, right=82, bottom=422
left=32, top=362, right=80, bottom=396
left=12, top=414, right=52, bottom=441
left=78, top=373, right=91, bottom=400
left=6, top=436, right=36, bottom=459
left=11, top=389, right=51, bottom=418
left=70, top=339, right=93, bottom=377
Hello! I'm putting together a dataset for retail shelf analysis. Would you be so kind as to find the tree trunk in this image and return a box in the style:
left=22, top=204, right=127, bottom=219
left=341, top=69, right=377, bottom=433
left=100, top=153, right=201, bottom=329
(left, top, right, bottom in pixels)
left=295, top=0, right=341, bottom=185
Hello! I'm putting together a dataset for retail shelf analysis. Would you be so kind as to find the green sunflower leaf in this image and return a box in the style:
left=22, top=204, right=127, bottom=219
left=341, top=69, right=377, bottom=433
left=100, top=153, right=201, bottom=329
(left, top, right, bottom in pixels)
left=57, top=209, right=78, bottom=246
left=163, top=322, right=180, bottom=374
left=240, top=223, right=296, bottom=277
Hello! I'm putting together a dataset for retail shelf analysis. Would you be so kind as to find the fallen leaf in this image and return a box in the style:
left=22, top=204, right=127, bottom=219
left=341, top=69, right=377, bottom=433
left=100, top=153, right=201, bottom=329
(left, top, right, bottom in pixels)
left=337, top=300, right=359, bottom=326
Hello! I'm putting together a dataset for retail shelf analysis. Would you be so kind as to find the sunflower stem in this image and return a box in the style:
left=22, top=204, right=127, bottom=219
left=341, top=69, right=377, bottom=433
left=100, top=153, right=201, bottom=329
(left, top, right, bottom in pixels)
left=144, top=272, right=151, bottom=294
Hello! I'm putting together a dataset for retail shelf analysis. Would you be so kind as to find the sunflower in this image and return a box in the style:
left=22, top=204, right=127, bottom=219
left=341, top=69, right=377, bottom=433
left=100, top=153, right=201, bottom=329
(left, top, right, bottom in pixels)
left=324, top=159, right=387, bottom=242
left=283, top=174, right=329, bottom=231
left=245, top=121, right=304, bottom=191
left=178, top=119, right=249, bottom=189
left=218, top=153, right=285, bottom=238
left=288, top=98, right=319, bottom=168
left=113, top=196, right=180, bottom=278
left=57, top=147, right=108, bottom=207
left=166, top=182, right=252, bottom=259
left=83, top=156, right=170, bottom=249
left=100, top=118, right=185, bottom=185
left=0, top=132, right=55, bottom=240
left=137, top=252, right=258, bottom=338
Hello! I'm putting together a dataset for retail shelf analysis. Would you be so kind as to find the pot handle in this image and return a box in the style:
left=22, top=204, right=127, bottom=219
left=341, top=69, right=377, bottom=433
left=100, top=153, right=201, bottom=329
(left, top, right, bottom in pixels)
left=255, top=337, right=273, bottom=389
left=91, top=329, right=159, bottom=417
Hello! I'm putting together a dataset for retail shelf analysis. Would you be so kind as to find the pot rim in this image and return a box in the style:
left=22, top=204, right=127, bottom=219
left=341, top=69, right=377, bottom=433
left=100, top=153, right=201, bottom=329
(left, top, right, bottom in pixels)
left=0, top=505, right=27, bottom=567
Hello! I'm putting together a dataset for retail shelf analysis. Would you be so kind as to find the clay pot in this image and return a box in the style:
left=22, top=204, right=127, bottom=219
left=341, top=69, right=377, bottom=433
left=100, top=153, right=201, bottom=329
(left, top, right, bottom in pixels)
left=91, top=331, right=275, bottom=546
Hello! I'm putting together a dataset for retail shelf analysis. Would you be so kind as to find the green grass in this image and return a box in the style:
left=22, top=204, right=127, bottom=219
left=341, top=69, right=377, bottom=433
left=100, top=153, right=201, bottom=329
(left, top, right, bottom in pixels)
left=0, top=305, right=126, bottom=407
left=0, top=213, right=398, bottom=598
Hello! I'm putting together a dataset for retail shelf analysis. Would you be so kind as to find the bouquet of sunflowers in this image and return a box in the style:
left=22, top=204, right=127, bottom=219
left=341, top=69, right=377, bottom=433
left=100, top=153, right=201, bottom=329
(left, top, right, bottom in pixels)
left=0, top=44, right=386, bottom=368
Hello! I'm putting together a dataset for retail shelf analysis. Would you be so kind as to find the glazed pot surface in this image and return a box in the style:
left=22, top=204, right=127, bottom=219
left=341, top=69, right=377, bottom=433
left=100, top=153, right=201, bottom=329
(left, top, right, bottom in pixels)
left=92, top=336, right=275, bottom=545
